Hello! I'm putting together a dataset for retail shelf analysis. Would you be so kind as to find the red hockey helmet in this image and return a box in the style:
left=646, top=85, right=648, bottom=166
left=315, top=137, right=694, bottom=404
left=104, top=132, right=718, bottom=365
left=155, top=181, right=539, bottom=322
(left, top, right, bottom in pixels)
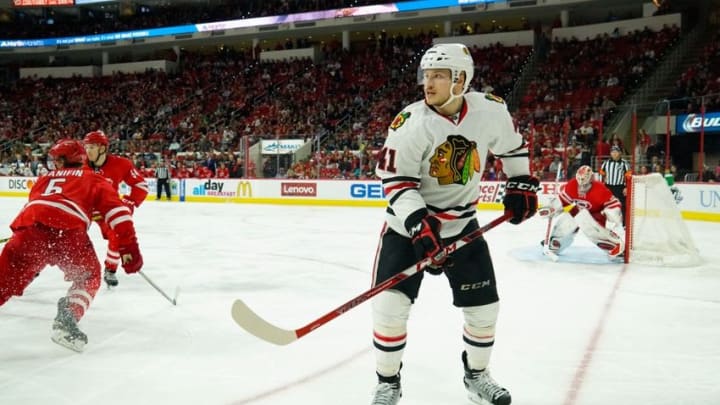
left=83, top=130, right=109, bottom=146
left=49, top=139, right=86, bottom=165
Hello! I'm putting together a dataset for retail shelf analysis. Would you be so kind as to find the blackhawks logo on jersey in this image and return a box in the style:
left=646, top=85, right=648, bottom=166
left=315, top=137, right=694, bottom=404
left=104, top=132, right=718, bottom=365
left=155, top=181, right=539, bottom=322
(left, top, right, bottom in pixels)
left=485, top=94, right=505, bottom=104
left=429, top=135, right=481, bottom=186
left=390, top=112, right=411, bottom=131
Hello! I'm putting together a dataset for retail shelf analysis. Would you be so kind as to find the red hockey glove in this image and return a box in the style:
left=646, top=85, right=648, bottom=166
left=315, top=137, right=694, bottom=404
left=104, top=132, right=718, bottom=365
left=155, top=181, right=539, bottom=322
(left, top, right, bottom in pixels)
left=407, top=214, right=446, bottom=269
left=120, top=195, right=136, bottom=214
left=119, top=241, right=143, bottom=274
left=503, top=175, right=540, bottom=225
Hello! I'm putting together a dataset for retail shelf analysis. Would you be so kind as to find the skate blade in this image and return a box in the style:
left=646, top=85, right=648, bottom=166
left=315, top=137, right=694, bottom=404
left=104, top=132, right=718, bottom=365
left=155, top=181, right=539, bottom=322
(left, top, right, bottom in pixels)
left=467, top=392, right=490, bottom=405
left=467, top=392, right=511, bottom=405
left=51, top=332, right=85, bottom=353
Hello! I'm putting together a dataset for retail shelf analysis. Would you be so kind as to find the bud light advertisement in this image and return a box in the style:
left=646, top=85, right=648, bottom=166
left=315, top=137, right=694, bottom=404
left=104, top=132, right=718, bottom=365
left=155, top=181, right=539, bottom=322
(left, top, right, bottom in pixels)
left=676, top=112, right=720, bottom=134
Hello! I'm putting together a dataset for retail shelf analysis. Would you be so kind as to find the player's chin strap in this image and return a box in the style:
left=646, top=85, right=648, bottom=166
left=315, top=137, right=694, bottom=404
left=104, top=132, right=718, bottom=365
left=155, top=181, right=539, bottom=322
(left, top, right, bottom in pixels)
left=437, top=86, right=465, bottom=110
left=89, top=147, right=109, bottom=169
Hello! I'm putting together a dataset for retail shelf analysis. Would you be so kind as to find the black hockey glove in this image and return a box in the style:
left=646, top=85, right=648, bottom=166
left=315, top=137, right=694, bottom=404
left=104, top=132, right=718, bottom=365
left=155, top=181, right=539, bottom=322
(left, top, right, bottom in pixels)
left=407, top=214, right=446, bottom=272
left=503, top=175, right=540, bottom=225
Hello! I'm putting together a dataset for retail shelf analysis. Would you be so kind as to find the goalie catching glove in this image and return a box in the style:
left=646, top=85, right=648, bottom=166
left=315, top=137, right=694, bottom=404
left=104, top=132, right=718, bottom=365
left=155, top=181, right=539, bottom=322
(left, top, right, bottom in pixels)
left=503, top=175, right=540, bottom=224
left=406, top=211, right=446, bottom=274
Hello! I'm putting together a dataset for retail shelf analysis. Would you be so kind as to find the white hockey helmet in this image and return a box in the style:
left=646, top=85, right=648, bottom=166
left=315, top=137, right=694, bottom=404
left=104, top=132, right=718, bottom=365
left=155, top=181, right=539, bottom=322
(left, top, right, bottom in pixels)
left=576, top=165, right=594, bottom=192
left=420, top=43, right=475, bottom=95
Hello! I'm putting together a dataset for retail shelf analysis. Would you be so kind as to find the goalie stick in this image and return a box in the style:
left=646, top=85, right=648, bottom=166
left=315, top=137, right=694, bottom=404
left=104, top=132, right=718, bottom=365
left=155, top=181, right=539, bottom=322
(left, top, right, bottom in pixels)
left=542, top=162, right=563, bottom=262
left=231, top=212, right=512, bottom=345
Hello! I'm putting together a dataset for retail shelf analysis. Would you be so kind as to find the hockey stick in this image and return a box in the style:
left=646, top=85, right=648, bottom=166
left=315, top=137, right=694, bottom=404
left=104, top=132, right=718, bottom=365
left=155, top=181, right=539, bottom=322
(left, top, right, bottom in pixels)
left=0, top=236, right=9, bottom=244
left=139, top=270, right=179, bottom=306
left=542, top=163, right=563, bottom=262
left=231, top=212, right=512, bottom=345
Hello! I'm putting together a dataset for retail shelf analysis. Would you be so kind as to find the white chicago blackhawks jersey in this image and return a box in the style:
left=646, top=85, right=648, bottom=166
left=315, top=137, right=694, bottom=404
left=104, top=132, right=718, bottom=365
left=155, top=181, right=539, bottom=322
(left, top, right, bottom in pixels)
left=376, top=91, right=529, bottom=238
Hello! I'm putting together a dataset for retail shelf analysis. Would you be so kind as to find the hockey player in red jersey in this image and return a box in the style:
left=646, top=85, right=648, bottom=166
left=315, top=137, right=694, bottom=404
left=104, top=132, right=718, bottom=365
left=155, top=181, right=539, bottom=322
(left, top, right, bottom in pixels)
left=83, top=130, right=148, bottom=287
left=538, top=165, right=625, bottom=258
left=0, top=139, right=143, bottom=352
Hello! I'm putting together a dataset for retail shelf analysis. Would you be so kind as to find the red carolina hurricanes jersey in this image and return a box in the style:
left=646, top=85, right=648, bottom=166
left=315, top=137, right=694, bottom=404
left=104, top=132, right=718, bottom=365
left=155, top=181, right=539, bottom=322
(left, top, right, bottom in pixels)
left=559, top=179, right=621, bottom=224
left=11, top=168, right=136, bottom=235
left=86, top=154, right=148, bottom=207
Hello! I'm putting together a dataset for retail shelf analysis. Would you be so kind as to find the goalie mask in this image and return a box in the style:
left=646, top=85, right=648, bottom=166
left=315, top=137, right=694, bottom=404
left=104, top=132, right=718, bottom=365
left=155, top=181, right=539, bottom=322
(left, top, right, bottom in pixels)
left=576, top=165, right=594, bottom=194
left=420, top=43, right=474, bottom=107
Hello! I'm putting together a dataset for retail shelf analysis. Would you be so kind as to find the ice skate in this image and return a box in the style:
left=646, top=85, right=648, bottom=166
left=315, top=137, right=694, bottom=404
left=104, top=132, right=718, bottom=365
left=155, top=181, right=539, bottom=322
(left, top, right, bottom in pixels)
left=51, top=297, right=87, bottom=353
left=462, top=352, right=511, bottom=405
left=104, top=268, right=118, bottom=288
left=371, top=372, right=401, bottom=405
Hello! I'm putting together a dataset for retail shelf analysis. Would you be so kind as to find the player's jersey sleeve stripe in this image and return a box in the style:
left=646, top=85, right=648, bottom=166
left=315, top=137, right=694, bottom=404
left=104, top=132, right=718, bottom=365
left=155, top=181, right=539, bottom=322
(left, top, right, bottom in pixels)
left=384, top=181, right=419, bottom=195
left=493, top=141, right=528, bottom=158
left=603, top=197, right=621, bottom=210
left=109, top=214, right=133, bottom=229
left=134, top=181, right=149, bottom=193
left=494, top=142, right=531, bottom=177
left=382, top=176, right=422, bottom=213
left=104, top=206, right=130, bottom=223
left=381, top=176, right=421, bottom=184
left=388, top=187, right=418, bottom=205
left=435, top=211, right=477, bottom=220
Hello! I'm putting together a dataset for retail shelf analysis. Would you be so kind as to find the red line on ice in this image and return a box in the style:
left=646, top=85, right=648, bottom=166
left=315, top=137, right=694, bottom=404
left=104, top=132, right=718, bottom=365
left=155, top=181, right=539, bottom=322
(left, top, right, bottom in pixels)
left=563, top=264, right=628, bottom=405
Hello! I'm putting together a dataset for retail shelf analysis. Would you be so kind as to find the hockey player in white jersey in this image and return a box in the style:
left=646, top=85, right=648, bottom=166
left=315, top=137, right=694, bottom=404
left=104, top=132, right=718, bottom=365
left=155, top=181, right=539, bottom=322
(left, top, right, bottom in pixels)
left=369, top=43, right=539, bottom=405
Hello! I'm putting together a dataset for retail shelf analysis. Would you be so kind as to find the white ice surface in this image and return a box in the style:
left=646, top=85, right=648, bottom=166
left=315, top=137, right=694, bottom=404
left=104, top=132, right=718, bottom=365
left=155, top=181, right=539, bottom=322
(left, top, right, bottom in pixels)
left=1, top=198, right=719, bottom=405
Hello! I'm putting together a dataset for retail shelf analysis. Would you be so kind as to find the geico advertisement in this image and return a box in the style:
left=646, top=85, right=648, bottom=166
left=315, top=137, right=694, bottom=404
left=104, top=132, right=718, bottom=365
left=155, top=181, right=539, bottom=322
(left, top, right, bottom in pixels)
left=1, top=177, right=37, bottom=194
left=349, top=182, right=384, bottom=199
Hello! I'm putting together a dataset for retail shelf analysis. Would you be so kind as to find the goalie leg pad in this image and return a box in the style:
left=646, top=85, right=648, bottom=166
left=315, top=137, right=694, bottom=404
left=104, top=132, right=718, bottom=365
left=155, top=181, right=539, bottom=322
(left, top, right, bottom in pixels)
left=548, top=212, right=578, bottom=254
left=462, top=302, right=499, bottom=371
left=372, top=290, right=412, bottom=377
left=575, top=209, right=624, bottom=256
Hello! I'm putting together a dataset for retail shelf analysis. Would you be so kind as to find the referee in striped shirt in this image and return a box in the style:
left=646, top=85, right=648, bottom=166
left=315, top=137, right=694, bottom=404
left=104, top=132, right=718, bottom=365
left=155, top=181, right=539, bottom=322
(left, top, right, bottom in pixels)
left=600, top=146, right=630, bottom=216
left=155, top=161, right=172, bottom=201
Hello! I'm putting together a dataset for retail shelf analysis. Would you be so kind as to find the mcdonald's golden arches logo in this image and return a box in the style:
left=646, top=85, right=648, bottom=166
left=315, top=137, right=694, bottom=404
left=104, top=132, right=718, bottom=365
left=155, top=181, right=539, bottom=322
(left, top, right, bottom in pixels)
left=236, top=181, right=253, bottom=198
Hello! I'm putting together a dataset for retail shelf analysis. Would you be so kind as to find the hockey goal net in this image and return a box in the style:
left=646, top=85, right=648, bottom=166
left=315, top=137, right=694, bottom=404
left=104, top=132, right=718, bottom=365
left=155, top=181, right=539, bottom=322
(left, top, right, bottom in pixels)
left=625, top=173, right=701, bottom=266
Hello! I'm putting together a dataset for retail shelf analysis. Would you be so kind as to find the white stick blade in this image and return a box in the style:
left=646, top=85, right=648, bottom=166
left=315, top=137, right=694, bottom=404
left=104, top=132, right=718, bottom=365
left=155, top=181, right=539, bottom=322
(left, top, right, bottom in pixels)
left=543, top=247, right=559, bottom=262
left=231, top=300, right=298, bottom=346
